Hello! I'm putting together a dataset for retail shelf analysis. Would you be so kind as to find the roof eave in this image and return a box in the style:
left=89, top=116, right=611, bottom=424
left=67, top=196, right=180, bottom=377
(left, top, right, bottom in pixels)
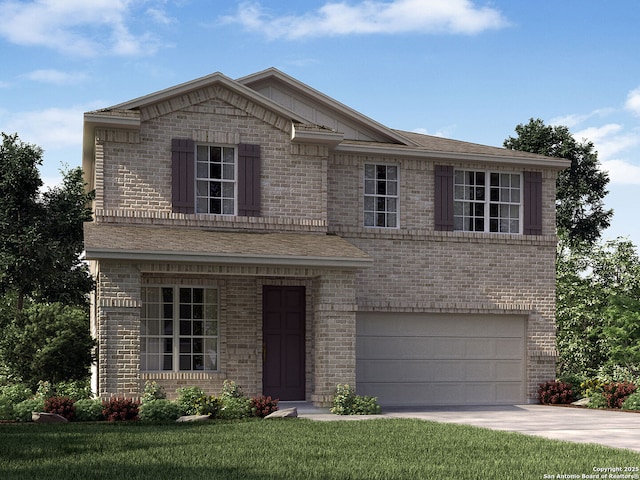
left=85, top=248, right=373, bottom=269
left=333, top=143, right=571, bottom=169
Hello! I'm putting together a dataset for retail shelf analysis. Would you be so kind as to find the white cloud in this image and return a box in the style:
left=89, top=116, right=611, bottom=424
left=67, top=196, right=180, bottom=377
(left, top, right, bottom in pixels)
left=24, top=69, right=88, bottom=86
left=600, top=159, right=640, bottom=185
left=549, top=108, right=614, bottom=129
left=0, top=0, right=162, bottom=56
left=625, top=86, right=640, bottom=116
left=413, top=126, right=455, bottom=137
left=573, top=124, right=640, bottom=161
left=222, top=0, right=508, bottom=40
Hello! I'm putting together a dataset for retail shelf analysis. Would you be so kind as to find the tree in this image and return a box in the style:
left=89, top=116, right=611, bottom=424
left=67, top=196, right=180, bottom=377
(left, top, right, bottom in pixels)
left=556, top=238, right=640, bottom=378
left=0, top=302, right=95, bottom=389
left=0, top=132, right=94, bottom=312
left=0, top=133, right=45, bottom=311
left=504, top=118, right=612, bottom=248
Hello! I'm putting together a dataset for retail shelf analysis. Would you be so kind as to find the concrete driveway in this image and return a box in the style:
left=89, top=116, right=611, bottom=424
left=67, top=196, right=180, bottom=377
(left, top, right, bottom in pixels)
left=294, top=404, right=640, bottom=453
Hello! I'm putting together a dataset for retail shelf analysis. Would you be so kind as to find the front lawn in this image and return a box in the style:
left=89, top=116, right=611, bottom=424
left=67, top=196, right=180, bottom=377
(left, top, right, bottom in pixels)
left=0, top=418, right=638, bottom=479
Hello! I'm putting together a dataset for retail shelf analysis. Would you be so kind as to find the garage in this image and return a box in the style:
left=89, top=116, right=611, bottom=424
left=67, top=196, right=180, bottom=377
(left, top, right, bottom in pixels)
left=356, top=312, right=526, bottom=406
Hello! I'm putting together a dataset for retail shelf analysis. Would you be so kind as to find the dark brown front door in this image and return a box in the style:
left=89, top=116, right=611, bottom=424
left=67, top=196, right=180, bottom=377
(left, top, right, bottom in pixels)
left=262, top=286, right=305, bottom=400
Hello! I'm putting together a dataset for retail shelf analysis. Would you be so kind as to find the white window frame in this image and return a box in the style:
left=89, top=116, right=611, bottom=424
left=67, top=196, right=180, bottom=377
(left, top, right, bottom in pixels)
left=195, top=144, right=237, bottom=215
left=363, top=163, right=400, bottom=229
left=453, top=170, right=523, bottom=234
left=141, top=286, right=220, bottom=373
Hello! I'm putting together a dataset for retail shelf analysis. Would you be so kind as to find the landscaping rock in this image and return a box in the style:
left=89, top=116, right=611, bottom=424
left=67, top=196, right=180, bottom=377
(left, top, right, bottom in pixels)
left=264, top=407, right=297, bottom=419
left=176, top=414, right=210, bottom=423
left=572, top=398, right=590, bottom=406
left=32, top=412, right=68, bottom=423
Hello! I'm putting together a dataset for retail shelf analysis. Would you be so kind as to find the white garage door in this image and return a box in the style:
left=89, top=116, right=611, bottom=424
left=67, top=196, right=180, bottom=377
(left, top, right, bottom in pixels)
left=356, top=313, right=526, bottom=406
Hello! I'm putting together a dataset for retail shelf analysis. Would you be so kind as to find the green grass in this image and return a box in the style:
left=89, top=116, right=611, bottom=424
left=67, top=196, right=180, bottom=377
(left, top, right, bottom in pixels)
left=0, top=419, right=638, bottom=479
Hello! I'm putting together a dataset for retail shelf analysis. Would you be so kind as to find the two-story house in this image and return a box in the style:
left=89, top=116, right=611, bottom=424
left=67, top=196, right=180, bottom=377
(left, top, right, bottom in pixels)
left=82, top=68, right=569, bottom=407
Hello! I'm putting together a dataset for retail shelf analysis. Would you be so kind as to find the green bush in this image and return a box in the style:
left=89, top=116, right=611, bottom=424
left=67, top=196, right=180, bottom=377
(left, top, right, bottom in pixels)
left=195, top=395, right=222, bottom=417
left=0, top=383, right=32, bottom=404
left=331, top=384, right=381, bottom=415
left=139, top=399, right=181, bottom=422
left=74, top=399, right=103, bottom=421
left=221, top=380, right=243, bottom=399
left=621, top=392, right=640, bottom=410
left=587, top=392, right=607, bottom=409
left=580, top=378, right=605, bottom=398
left=250, top=395, right=279, bottom=417
left=55, top=379, right=92, bottom=401
left=219, top=396, right=252, bottom=419
left=0, top=395, right=14, bottom=420
left=141, top=381, right=167, bottom=403
left=13, top=397, right=45, bottom=422
left=176, top=386, right=206, bottom=416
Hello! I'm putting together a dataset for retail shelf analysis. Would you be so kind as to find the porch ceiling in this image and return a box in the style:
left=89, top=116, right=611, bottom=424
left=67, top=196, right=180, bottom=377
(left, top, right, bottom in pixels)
left=84, top=223, right=372, bottom=268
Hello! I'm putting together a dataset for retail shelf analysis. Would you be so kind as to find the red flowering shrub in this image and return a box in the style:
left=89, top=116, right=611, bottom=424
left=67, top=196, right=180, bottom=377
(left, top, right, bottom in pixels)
left=538, top=380, right=576, bottom=404
left=44, top=396, right=76, bottom=421
left=102, top=397, right=139, bottom=422
left=250, top=395, right=279, bottom=417
left=603, top=382, right=637, bottom=409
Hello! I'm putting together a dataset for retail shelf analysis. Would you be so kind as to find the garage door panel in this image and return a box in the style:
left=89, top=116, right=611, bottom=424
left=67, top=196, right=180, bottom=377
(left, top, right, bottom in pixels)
left=356, top=313, right=526, bottom=406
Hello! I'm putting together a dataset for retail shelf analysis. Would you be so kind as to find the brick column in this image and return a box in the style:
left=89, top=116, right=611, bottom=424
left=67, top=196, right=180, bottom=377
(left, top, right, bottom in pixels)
left=311, top=270, right=358, bottom=407
left=95, top=261, right=142, bottom=399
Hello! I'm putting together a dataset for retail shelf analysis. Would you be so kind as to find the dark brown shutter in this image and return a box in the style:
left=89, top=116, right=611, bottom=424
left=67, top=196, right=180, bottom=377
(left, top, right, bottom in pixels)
left=434, top=165, right=454, bottom=231
left=171, top=139, right=195, bottom=214
left=238, top=143, right=261, bottom=217
left=523, top=171, right=542, bottom=235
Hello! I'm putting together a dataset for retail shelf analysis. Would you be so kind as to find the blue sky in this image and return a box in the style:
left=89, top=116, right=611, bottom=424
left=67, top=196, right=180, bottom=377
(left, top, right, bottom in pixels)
left=1, top=0, right=639, bottom=245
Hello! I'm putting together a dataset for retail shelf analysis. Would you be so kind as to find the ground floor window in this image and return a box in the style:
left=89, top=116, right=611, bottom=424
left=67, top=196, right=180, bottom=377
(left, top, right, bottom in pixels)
left=141, top=286, right=219, bottom=372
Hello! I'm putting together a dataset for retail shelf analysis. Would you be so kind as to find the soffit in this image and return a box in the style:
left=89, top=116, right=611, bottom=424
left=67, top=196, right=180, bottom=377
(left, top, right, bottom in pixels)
left=84, top=223, right=372, bottom=269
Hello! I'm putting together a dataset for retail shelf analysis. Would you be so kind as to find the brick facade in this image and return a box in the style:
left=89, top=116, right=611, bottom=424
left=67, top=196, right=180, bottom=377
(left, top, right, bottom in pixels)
left=84, top=69, right=566, bottom=406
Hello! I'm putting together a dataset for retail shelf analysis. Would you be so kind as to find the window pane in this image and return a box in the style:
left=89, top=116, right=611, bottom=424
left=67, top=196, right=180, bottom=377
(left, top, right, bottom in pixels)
left=164, top=338, right=172, bottom=353
left=180, top=320, right=191, bottom=335
left=223, top=147, right=234, bottom=163
left=197, top=162, right=208, bottom=178
left=365, top=180, right=375, bottom=195
left=223, top=164, right=234, bottom=180
left=210, top=164, right=221, bottom=179
left=475, top=187, right=485, bottom=201
left=209, top=182, right=221, bottom=198
left=196, top=198, right=208, bottom=213
left=387, top=166, right=398, bottom=180
left=193, top=320, right=203, bottom=335
left=222, top=199, right=234, bottom=215
left=210, top=147, right=221, bottom=162
left=193, top=355, right=204, bottom=370
left=193, top=338, right=203, bottom=353
left=164, top=320, right=173, bottom=335
left=377, top=181, right=386, bottom=195
left=387, top=181, right=397, bottom=196
left=387, top=214, right=397, bottom=227
left=364, top=212, right=374, bottom=226
left=179, top=339, right=191, bottom=353
left=365, top=164, right=375, bottom=179
left=376, top=165, right=386, bottom=179
left=222, top=182, right=234, bottom=198
left=210, top=199, right=221, bottom=214
left=377, top=197, right=386, bottom=211
left=387, top=198, right=397, bottom=212
left=163, top=356, right=172, bottom=371
left=377, top=213, right=386, bottom=226
left=205, top=320, right=218, bottom=335
left=162, top=288, right=173, bottom=303
left=197, top=145, right=208, bottom=162
left=179, top=304, right=191, bottom=320
left=180, top=355, right=191, bottom=370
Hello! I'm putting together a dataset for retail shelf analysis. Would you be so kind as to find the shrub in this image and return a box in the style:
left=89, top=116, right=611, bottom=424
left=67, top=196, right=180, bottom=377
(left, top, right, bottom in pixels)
left=602, top=382, right=637, bottom=409
left=331, top=384, right=381, bottom=415
left=0, top=395, right=14, bottom=420
left=0, top=383, right=32, bottom=404
left=195, top=395, right=222, bottom=417
left=219, top=397, right=252, bottom=419
left=55, top=379, right=92, bottom=401
left=141, top=381, right=167, bottom=403
left=250, top=395, right=279, bottom=417
left=176, top=386, right=206, bottom=416
left=580, top=378, right=605, bottom=398
left=621, top=392, right=640, bottom=411
left=102, top=397, right=139, bottom=422
left=35, top=380, right=54, bottom=399
left=44, top=396, right=76, bottom=421
left=587, top=392, right=607, bottom=409
left=221, top=380, right=243, bottom=399
left=139, top=399, right=181, bottom=422
left=74, top=399, right=103, bottom=422
left=13, top=397, right=45, bottom=422
left=558, top=374, right=585, bottom=398
left=538, top=380, right=576, bottom=405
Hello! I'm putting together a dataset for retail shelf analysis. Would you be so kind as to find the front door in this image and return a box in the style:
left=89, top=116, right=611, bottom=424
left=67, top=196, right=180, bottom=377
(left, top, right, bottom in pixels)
left=262, top=286, right=305, bottom=400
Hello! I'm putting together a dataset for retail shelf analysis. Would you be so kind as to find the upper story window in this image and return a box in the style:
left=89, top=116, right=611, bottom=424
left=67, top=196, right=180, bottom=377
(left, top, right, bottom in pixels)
left=141, top=286, right=219, bottom=372
left=364, top=164, right=398, bottom=228
left=453, top=170, right=522, bottom=234
left=171, top=139, right=260, bottom=217
left=196, top=145, right=236, bottom=215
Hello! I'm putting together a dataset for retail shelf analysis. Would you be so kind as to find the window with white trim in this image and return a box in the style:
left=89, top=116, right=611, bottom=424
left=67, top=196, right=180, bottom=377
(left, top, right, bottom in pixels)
left=196, top=145, right=236, bottom=215
left=454, top=170, right=522, bottom=233
left=141, top=286, right=219, bottom=372
left=364, top=164, right=399, bottom=228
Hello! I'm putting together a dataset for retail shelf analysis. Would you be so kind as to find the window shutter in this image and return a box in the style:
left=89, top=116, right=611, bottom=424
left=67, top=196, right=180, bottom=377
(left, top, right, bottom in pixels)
left=238, top=143, right=261, bottom=217
left=171, top=138, right=195, bottom=214
left=523, top=171, right=543, bottom=235
left=434, top=165, right=454, bottom=231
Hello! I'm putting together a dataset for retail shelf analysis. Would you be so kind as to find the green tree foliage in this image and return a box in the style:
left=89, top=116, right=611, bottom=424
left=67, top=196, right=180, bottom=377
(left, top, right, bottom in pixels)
left=504, top=118, right=612, bottom=248
left=0, top=302, right=95, bottom=390
left=556, top=239, right=640, bottom=377
left=0, top=132, right=94, bottom=311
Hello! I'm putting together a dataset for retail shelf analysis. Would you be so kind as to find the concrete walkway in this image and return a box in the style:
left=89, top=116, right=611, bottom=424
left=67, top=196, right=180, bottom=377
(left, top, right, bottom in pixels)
left=286, top=403, right=640, bottom=453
